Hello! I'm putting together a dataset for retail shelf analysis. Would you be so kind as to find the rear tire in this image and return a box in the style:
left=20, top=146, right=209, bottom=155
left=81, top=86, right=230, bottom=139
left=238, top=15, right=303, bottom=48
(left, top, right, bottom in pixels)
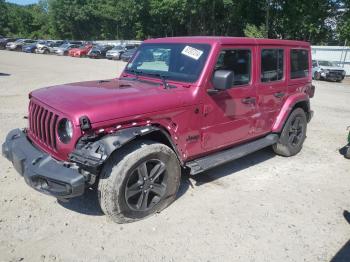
left=273, top=108, right=307, bottom=157
left=98, top=140, right=181, bottom=223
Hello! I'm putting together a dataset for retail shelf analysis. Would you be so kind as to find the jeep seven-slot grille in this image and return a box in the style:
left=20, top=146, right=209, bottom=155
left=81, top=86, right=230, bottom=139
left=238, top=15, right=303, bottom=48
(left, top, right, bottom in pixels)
left=29, top=100, right=59, bottom=150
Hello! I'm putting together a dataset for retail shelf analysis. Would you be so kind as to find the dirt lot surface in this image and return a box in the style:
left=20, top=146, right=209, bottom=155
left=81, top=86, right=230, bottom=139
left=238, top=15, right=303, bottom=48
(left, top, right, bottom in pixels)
left=1, top=50, right=350, bottom=262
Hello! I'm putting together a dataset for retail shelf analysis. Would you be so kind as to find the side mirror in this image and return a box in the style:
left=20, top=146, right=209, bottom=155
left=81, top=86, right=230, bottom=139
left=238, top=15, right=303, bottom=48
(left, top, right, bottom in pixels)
left=211, top=70, right=234, bottom=91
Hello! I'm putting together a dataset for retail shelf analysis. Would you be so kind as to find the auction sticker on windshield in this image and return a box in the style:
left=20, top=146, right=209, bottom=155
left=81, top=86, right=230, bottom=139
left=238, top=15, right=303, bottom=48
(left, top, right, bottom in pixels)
left=181, top=46, right=204, bottom=60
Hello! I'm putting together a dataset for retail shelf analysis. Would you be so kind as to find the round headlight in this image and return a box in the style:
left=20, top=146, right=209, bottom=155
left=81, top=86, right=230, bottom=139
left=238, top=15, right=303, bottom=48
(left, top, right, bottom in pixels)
left=58, top=118, right=73, bottom=144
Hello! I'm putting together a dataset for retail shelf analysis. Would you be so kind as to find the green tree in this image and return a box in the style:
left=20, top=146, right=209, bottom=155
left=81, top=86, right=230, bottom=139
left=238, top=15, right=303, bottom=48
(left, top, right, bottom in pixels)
left=244, top=24, right=268, bottom=38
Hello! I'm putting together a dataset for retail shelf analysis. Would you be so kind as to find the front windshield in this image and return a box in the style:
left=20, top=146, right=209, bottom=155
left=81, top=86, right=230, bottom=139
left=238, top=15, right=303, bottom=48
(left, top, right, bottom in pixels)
left=59, top=43, right=69, bottom=48
left=112, top=46, right=123, bottom=50
left=318, top=60, right=337, bottom=67
left=125, top=43, right=211, bottom=83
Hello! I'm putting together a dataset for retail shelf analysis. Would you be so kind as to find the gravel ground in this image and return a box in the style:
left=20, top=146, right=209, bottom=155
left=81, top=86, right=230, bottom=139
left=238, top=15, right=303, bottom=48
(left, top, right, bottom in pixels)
left=1, top=50, right=350, bottom=262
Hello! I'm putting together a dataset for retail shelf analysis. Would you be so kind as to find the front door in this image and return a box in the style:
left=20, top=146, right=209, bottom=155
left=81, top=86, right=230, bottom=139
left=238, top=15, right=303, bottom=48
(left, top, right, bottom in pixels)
left=201, top=46, right=257, bottom=152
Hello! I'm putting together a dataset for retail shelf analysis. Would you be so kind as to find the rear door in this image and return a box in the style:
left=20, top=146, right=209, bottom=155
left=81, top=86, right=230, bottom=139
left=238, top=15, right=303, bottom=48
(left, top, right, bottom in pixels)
left=255, top=47, right=287, bottom=135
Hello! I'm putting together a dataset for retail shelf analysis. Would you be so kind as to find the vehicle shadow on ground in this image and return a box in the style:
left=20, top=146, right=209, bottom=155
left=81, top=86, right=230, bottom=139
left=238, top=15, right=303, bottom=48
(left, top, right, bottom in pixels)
left=330, top=210, right=350, bottom=262
left=189, top=147, right=276, bottom=186
left=58, top=147, right=275, bottom=217
left=0, top=73, right=10, bottom=76
left=57, top=187, right=104, bottom=216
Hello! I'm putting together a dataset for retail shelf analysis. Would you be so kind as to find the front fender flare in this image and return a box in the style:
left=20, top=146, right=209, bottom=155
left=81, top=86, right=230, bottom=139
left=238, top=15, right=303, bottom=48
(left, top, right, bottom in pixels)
left=69, top=126, right=179, bottom=174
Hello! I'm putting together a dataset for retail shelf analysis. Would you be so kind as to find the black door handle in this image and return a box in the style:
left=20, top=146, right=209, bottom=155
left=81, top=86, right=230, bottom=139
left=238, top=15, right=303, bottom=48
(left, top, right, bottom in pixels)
left=274, top=92, right=285, bottom=98
left=241, top=97, right=256, bottom=104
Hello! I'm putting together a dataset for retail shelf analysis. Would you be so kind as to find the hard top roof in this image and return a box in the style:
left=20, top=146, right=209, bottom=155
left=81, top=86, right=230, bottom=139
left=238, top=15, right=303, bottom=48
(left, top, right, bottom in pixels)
left=144, top=36, right=310, bottom=47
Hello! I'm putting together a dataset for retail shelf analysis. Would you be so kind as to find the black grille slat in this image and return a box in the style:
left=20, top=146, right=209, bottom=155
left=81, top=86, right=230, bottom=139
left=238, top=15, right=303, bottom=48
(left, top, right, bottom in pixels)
left=37, top=107, right=44, bottom=139
left=51, top=115, right=59, bottom=149
left=33, top=104, right=40, bottom=137
left=41, top=110, right=48, bottom=143
left=46, top=112, right=53, bottom=146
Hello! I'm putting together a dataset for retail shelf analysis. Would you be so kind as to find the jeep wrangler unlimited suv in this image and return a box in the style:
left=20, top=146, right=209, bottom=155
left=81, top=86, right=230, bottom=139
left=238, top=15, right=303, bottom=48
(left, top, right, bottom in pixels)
left=2, top=37, right=314, bottom=223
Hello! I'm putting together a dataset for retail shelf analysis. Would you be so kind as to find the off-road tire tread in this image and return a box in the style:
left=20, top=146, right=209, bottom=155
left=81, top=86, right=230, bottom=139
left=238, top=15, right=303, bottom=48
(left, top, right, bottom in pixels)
left=273, top=108, right=307, bottom=157
left=98, top=140, right=180, bottom=223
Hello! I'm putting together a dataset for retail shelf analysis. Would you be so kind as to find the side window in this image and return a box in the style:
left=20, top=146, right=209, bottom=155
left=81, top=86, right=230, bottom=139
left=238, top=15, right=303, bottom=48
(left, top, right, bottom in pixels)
left=312, top=60, right=317, bottom=67
left=291, top=49, right=309, bottom=79
left=261, top=49, right=284, bottom=82
left=215, top=49, right=251, bottom=86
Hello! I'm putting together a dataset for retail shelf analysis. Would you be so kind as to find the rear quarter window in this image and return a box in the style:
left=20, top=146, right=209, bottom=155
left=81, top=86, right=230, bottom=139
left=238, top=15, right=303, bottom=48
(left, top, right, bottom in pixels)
left=291, top=49, right=309, bottom=79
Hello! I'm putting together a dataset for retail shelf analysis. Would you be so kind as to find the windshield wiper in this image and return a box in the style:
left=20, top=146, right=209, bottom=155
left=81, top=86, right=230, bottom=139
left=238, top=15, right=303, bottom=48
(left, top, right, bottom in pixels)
left=140, top=72, right=176, bottom=90
left=125, top=69, right=176, bottom=89
left=126, top=68, right=141, bottom=80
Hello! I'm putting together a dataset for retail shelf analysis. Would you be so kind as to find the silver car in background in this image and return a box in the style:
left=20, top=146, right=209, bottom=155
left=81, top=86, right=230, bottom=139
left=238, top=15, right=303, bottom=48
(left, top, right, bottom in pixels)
left=52, top=43, right=82, bottom=56
left=312, top=60, right=346, bottom=82
left=6, top=39, right=36, bottom=51
left=106, top=44, right=139, bottom=60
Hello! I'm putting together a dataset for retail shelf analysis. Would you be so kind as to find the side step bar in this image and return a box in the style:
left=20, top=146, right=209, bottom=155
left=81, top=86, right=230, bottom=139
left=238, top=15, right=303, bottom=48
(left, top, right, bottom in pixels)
left=186, top=134, right=279, bottom=175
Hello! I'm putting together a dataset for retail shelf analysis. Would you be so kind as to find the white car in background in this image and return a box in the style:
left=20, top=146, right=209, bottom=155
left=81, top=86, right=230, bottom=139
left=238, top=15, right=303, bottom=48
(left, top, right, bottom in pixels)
left=312, top=60, right=346, bottom=82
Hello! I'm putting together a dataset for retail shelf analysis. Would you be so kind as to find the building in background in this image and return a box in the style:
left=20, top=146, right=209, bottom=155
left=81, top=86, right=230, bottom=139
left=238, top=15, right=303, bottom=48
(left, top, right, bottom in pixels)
left=312, top=45, right=350, bottom=75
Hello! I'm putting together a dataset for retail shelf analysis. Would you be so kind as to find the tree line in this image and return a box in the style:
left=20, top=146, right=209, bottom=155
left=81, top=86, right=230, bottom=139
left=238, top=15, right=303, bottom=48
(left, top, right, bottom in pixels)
left=0, top=0, right=349, bottom=45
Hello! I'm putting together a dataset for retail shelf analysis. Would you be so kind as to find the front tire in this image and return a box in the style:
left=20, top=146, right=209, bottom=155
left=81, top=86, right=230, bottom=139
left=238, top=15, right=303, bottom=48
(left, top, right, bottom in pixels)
left=98, top=140, right=181, bottom=223
left=273, top=108, right=307, bottom=157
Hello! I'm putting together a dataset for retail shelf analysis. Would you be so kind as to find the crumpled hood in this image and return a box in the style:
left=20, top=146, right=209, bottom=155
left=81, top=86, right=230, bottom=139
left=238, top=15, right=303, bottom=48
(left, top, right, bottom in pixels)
left=320, top=66, right=344, bottom=71
left=31, top=78, right=193, bottom=126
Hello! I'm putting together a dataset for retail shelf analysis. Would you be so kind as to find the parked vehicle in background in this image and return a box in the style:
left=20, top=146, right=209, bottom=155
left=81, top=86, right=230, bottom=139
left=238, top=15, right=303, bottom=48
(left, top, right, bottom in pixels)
left=106, top=44, right=139, bottom=60
left=120, top=47, right=137, bottom=62
left=2, top=37, right=315, bottom=223
left=35, top=40, right=58, bottom=54
left=6, top=39, right=36, bottom=51
left=105, top=45, right=124, bottom=60
left=22, top=41, right=47, bottom=53
left=68, top=44, right=93, bottom=57
left=53, top=43, right=81, bottom=56
left=45, top=41, right=66, bottom=54
left=87, top=45, right=113, bottom=59
left=0, top=37, right=17, bottom=50
left=312, top=60, right=346, bottom=82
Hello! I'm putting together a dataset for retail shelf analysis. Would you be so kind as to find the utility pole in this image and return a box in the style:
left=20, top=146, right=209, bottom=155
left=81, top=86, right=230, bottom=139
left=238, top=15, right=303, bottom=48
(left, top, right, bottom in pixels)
left=266, top=0, right=270, bottom=38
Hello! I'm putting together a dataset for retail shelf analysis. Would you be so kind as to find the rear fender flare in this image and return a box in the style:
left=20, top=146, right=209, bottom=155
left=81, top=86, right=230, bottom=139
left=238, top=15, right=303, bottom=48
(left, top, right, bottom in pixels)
left=272, top=93, right=310, bottom=133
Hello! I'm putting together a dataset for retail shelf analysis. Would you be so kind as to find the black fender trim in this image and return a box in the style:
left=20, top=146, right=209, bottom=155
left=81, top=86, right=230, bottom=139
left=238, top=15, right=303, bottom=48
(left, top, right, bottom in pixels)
left=69, top=126, right=180, bottom=174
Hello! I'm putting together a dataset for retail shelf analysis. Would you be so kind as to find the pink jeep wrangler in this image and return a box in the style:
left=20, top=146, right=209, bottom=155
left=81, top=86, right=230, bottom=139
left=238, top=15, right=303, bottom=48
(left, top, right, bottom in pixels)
left=3, top=37, right=314, bottom=223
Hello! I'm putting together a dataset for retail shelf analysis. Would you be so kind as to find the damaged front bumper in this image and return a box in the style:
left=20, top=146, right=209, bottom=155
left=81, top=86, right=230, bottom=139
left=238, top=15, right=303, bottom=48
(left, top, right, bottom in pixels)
left=2, top=129, right=85, bottom=199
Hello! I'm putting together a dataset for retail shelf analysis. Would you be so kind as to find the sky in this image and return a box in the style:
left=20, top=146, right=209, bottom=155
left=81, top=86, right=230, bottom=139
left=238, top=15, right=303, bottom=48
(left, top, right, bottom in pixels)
left=6, top=0, right=39, bottom=5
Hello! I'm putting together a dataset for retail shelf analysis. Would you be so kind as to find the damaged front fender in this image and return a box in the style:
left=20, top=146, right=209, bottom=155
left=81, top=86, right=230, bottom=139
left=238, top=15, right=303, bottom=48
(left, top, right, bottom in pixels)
left=69, top=126, right=161, bottom=174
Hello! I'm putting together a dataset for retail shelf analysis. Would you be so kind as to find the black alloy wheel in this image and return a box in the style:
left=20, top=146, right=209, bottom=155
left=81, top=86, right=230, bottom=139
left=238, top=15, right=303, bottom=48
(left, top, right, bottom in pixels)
left=125, top=159, right=167, bottom=211
left=288, top=116, right=305, bottom=148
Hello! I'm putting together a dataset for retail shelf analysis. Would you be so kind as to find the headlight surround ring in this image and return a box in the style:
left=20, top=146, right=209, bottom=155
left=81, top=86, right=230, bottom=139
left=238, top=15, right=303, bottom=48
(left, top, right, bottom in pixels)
left=57, top=118, right=73, bottom=144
